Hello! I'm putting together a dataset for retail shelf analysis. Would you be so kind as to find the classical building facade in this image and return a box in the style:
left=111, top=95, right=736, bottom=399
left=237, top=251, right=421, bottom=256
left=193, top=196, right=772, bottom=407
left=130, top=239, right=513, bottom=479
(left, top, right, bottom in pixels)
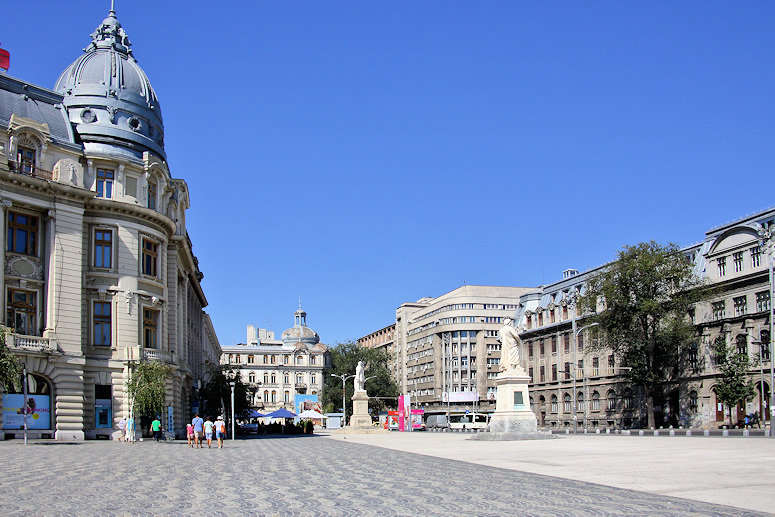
left=515, top=207, right=774, bottom=430
left=221, top=308, right=331, bottom=413
left=391, top=285, right=533, bottom=415
left=0, top=8, right=220, bottom=440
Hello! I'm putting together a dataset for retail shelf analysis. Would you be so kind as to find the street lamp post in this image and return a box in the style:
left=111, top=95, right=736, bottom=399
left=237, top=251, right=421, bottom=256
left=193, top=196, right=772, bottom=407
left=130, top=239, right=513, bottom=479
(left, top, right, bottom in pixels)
left=755, top=222, right=775, bottom=438
left=331, top=373, right=354, bottom=427
left=229, top=380, right=235, bottom=441
left=572, top=320, right=599, bottom=435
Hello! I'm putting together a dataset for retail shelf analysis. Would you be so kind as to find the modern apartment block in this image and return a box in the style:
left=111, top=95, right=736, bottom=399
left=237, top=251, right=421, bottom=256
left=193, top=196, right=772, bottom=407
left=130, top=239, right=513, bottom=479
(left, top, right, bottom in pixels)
left=392, top=285, right=533, bottom=414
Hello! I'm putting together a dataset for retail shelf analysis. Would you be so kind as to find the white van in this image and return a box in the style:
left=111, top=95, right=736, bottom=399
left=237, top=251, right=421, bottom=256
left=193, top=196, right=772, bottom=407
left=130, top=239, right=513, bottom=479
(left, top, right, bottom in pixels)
left=449, top=412, right=489, bottom=430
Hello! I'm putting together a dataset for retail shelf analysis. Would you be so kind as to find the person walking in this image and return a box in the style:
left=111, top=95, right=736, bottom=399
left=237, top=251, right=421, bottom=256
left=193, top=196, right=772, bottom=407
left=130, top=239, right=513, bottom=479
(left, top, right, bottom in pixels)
left=192, top=413, right=204, bottom=448
left=150, top=416, right=163, bottom=441
left=117, top=417, right=126, bottom=442
left=215, top=416, right=226, bottom=448
left=203, top=416, right=214, bottom=448
left=186, top=422, right=194, bottom=448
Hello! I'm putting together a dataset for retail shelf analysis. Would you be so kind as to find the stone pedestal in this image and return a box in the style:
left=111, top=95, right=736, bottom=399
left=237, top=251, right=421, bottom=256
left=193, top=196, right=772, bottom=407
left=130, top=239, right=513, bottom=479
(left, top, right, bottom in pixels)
left=488, top=369, right=538, bottom=435
left=349, top=390, right=372, bottom=428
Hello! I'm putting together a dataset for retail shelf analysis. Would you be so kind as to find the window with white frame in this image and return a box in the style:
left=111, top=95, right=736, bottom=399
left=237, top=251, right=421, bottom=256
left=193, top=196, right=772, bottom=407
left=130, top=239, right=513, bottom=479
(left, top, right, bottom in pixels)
left=93, top=301, right=111, bottom=346
left=607, top=390, right=617, bottom=411
left=17, top=145, right=36, bottom=174
left=751, top=246, right=762, bottom=268
left=94, top=229, right=112, bottom=268
left=550, top=395, right=558, bottom=412
left=563, top=393, right=571, bottom=412
left=717, top=256, right=727, bottom=277
left=592, top=391, right=600, bottom=411
left=712, top=301, right=725, bottom=321
left=756, top=291, right=771, bottom=312
left=143, top=307, right=159, bottom=349
left=7, top=288, right=37, bottom=336
left=96, top=168, right=114, bottom=198
left=142, top=238, right=159, bottom=278
left=7, top=211, right=38, bottom=256
left=733, top=252, right=744, bottom=273
left=733, top=296, right=747, bottom=317
left=147, top=179, right=157, bottom=210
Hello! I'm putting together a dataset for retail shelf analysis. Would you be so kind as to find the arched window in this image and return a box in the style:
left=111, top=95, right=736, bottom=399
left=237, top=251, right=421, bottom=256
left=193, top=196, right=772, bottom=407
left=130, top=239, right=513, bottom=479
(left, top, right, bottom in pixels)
left=263, top=391, right=269, bottom=402
left=577, top=392, right=585, bottom=412
left=271, top=391, right=276, bottom=404
left=284, top=391, right=290, bottom=403
left=284, top=374, right=289, bottom=384
left=296, top=355, right=303, bottom=365
left=296, top=375, right=303, bottom=385
left=270, top=373, right=276, bottom=384
left=623, top=389, right=634, bottom=410
left=284, top=355, right=289, bottom=365
left=563, top=393, right=572, bottom=412
left=607, top=390, right=617, bottom=411
left=263, top=355, right=268, bottom=364
left=228, top=354, right=233, bottom=363
left=538, top=395, right=546, bottom=408
left=263, top=373, right=269, bottom=384
left=550, top=394, right=558, bottom=412
left=592, top=391, right=600, bottom=411
left=271, top=355, right=276, bottom=364
left=248, top=372, right=255, bottom=383
left=235, top=354, right=241, bottom=364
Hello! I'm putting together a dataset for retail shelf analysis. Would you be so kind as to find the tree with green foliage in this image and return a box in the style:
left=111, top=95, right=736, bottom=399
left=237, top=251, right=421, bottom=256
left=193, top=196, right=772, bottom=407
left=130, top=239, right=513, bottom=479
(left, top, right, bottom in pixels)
left=322, top=340, right=398, bottom=418
left=127, top=360, right=171, bottom=417
left=0, top=331, right=22, bottom=392
left=580, top=241, right=711, bottom=429
left=200, top=361, right=251, bottom=422
left=713, top=337, right=757, bottom=428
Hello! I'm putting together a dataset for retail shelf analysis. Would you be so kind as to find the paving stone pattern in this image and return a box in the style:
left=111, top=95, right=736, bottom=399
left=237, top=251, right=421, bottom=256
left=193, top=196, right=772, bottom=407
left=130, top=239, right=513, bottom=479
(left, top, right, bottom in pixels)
left=0, top=436, right=764, bottom=516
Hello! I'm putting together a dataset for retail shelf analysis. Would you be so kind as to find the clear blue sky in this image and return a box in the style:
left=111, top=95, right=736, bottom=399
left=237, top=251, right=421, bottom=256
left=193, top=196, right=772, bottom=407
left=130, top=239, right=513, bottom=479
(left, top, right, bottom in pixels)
left=4, top=1, right=773, bottom=346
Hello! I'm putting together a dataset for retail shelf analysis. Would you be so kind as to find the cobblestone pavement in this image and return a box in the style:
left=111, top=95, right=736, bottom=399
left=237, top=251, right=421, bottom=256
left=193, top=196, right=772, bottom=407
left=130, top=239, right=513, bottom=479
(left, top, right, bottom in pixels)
left=0, top=436, right=765, bottom=517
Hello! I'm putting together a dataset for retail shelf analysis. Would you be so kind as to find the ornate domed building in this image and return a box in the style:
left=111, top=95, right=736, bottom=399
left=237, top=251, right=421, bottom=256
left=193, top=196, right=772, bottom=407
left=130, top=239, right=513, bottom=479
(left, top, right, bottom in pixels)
left=221, top=307, right=331, bottom=413
left=0, top=8, right=221, bottom=440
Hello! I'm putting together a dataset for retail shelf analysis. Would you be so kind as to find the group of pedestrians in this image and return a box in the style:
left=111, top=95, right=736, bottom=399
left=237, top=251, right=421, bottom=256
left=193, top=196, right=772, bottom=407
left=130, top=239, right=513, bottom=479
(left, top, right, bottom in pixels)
left=187, top=413, right=227, bottom=448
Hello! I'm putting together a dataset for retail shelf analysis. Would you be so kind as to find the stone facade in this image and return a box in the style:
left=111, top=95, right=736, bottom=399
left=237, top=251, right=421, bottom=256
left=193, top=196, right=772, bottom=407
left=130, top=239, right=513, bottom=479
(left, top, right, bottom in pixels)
left=0, top=8, right=220, bottom=440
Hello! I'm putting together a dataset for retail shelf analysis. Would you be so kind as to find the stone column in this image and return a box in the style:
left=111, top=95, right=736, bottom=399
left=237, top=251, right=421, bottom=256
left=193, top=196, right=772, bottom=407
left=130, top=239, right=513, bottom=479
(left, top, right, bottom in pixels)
left=43, top=210, right=56, bottom=338
left=0, top=199, right=11, bottom=322
left=54, top=362, right=86, bottom=441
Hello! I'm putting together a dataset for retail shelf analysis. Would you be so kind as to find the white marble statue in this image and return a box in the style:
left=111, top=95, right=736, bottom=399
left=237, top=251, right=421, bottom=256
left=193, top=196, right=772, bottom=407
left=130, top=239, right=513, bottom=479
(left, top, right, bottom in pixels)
left=498, top=317, right=522, bottom=373
left=355, top=360, right=366, bottom=391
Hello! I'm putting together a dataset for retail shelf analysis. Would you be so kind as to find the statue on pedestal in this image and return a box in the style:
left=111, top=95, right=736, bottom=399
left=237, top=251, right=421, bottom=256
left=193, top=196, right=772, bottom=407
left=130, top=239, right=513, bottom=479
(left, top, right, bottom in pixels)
left=498, top=317, right=522, bottom=374
left=355, top=360, right=365, bottom=392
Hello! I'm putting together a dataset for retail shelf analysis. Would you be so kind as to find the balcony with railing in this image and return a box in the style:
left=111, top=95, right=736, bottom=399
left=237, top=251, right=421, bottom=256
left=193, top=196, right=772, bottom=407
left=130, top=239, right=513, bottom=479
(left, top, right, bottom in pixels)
left=5, top=332, right=54, bottom=353
left=8, top=160, right=53, bottom=181
left=125, top=346, right=175, bottom=364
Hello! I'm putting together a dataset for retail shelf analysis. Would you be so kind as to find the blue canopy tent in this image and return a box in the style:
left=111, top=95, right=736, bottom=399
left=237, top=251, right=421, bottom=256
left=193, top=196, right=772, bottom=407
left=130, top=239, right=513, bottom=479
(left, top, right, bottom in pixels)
left=266, top=408, right=297, bottom=419
left=246, top=410, right=265, bottom=418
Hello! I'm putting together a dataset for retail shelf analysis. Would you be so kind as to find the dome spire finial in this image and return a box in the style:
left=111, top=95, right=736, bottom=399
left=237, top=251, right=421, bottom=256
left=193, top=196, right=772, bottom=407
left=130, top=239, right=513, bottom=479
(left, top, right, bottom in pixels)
left=88, top=2, right=132, bottom=56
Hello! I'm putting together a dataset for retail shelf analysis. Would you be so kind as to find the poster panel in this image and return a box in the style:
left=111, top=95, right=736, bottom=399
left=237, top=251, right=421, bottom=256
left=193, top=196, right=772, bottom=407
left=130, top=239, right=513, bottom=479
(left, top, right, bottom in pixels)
left=2, top=394, right=51, bottom=429
left=294, top=394, right=321, bottom=414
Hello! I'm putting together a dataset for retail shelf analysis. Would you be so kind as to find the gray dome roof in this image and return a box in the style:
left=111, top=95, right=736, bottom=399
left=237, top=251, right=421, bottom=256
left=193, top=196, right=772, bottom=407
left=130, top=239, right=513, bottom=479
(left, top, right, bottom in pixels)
left=54, top=9, right=165, bottom=159
left=281, top=308, right=320, bottom=346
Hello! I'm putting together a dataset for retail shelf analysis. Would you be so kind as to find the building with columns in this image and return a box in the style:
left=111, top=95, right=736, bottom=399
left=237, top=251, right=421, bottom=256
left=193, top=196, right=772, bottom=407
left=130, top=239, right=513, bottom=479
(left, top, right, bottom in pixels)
left=0, top=8, right=220, bottom=440
left=515, top=207, right=774, bottom=430
left=221, top=308, right=331, bottom=413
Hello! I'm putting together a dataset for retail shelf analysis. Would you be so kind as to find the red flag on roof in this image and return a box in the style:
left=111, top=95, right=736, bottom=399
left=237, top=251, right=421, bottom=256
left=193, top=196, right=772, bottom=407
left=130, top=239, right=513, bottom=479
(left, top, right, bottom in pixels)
left=0, top=49, right=9, bottom=71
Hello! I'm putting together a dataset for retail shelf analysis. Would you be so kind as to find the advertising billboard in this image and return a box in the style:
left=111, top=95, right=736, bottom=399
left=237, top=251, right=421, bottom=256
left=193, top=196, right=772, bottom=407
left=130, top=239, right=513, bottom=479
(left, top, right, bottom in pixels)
left=2, top=394, right=51, bottom=429
left=294, top=394, right=321, bottom=414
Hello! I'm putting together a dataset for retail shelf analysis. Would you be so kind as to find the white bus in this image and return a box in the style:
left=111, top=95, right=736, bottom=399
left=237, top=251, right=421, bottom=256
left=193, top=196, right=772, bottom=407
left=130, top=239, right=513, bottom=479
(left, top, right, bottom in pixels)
left=448, top=412, right=489, bottom=430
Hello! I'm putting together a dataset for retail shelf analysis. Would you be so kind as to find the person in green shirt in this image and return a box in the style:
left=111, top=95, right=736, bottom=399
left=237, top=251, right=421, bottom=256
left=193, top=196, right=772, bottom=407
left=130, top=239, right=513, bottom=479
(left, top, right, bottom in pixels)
left=150, top=417, right=163, bottom=441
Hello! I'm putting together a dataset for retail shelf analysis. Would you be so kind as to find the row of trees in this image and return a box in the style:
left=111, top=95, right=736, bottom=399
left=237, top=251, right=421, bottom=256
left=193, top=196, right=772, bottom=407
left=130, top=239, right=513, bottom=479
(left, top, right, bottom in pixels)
left=580, top=241, right=760, bottom=428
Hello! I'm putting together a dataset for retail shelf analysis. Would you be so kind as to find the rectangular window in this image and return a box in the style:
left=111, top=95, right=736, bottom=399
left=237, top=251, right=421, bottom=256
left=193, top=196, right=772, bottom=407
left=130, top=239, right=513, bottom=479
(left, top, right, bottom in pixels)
left=717, top=256, right=727, bottom=277
left=247, top=355, right=254, bottom=364
left=96, top=169, right=114, bottom=198
left=142, top=238, right=158, bottom=278
left=7, top=211, right=38, bottom=256
left=733, top=252, right=744, bottom=273
left=94, top=229, right=112, bottom=268
left=528, top=343, right=533, bottom=359
left=7, top=288, right=36, bottom=336
left=539, top=340, right=545, bottom=356
left=539, top=365, right=545, bottom=382
left=143, top=307, right=159, bottom=349
left=733, top=296, right=747, bottom=317
left=712, top=301, right=725, bottom=321
left=93, top=301, right=111, bottom=346
left=756, top=291, right=771, bottom=312
left=551, top=336, right=557, bottom=354
left=564, top=333, right=570, bottom=353
left=751, top=247, right=762, bottom=268
left=551, top=364, right=557, bottom=381
left=17, top=146, right=35, bottom=174
left=147, top=180, right=157, bottom=210
left=592, top=357, right=599, bottom=377
left=688, top=347, right=699, bottom=370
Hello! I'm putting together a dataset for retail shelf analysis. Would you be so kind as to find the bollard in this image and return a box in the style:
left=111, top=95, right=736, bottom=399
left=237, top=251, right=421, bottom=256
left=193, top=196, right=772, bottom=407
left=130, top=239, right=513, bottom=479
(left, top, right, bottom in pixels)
left=596, top=429, right=600, bottom=434
left=669, top=430, right=675, bottom=437
left=686, top=430, right=692, bottom=437
left=743, top=430, right=750, bottom=437
left=566, top=429, right=570, bottom=435
left=704, top=430, right=710, bottom=437
left=605, top=429, right=610, bottom=434
left=722, top=430, right=729, bottom=437
left=639, top=430, right=644, bottom=436
left=654, top=430, right=659, bottom=437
